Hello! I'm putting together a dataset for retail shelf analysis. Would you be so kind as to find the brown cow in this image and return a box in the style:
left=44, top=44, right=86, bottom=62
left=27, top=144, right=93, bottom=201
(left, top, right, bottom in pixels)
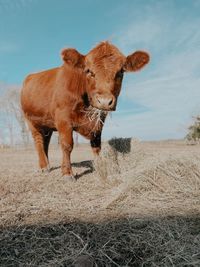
left=21, top=41, right=149, bottom=179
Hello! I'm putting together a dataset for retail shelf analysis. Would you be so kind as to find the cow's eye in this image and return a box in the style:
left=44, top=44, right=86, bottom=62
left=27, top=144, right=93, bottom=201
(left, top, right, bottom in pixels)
left=115, top=69, right=124, bottom=79
left=85, top=69, right=95, bottom=78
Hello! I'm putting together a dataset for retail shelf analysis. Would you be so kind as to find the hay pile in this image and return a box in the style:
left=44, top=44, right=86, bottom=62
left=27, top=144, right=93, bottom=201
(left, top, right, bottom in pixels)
left=94, top=138, right=200, bottom=214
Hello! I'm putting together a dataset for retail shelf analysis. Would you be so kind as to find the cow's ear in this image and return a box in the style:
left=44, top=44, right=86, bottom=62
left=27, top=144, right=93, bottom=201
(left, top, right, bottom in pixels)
left=123, top=51, right=150, bottom=72
left=61, top=48, right=85, bottom=68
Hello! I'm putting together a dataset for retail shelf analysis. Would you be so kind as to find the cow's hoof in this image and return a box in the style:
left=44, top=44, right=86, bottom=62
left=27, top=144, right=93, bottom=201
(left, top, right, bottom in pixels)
left=41, top=165, right=50, bottom=173
left=63, top=174, right=76, bottom=182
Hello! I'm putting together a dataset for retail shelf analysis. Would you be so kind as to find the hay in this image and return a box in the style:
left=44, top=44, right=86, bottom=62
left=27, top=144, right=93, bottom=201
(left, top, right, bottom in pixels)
left=0, top=217, right=199, bottom=266
left=0, top=139, right=200, bottom=266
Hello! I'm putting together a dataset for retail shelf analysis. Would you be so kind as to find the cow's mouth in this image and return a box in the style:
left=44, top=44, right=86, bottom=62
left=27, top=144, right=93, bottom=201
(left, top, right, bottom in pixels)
left=88, top=105, right=108, bottom=116
left=82, top=92, right=115, bottom=112
left=90, top=105, right=111, bottom=112
left=83, top=105, right=108, bottom=125
left=91, top=105, right=115, bottom=113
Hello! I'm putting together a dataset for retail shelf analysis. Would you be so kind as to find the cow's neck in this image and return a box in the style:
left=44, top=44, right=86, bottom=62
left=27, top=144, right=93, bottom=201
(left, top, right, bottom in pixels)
left=61, top=65, right=86, bottom=102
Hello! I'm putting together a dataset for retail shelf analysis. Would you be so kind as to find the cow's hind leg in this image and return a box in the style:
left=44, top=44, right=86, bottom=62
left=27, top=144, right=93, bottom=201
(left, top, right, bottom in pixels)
left=28, top=122, right=51, bottom=172
left=42, top=128, right=53, bottom=160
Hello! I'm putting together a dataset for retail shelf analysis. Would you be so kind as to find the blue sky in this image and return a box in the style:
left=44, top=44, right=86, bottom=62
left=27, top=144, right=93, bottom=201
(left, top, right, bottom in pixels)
left=1, top=0, right=200, bottom=141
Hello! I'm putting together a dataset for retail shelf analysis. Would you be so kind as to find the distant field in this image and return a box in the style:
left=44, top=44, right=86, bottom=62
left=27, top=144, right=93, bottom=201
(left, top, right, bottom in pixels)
left=0, top=139, right=200, bottom=266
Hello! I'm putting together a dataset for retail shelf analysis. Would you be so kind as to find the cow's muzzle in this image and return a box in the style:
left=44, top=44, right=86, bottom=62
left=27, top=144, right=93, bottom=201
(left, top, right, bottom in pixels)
left=93, top=94, right=116, bottom=111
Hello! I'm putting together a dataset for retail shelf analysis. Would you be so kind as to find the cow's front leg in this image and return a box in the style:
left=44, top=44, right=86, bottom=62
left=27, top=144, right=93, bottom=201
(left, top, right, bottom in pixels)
left=90, top=131, right=102, bottom=156
left=57, top=122, right=75, bottom=180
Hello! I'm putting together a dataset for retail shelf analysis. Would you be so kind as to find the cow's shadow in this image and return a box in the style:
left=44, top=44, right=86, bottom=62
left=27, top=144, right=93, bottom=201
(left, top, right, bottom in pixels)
left=72, top=160, right=94, bottom=179
left=50, top=160, right=94, bottom=179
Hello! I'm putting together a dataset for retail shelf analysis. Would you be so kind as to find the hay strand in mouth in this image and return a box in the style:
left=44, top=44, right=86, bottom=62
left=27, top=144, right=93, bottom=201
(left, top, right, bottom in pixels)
left=82, top=106, right=108, bottom=131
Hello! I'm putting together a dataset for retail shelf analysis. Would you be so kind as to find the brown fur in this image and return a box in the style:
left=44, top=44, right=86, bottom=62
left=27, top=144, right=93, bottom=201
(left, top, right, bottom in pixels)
left=21, top=41, right=150, bottom=177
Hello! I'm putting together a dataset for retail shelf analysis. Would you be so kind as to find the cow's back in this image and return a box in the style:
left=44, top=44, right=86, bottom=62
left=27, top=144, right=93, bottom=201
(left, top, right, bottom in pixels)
left=21, top=68, right=60, bottom=127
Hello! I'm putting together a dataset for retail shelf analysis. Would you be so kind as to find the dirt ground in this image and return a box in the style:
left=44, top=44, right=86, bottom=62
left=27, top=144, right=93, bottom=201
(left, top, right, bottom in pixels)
left=0, top=139, right=200, bottom=266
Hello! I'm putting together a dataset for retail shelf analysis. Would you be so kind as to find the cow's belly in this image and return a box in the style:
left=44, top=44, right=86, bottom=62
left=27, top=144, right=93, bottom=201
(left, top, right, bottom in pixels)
left=25, top=111, right=56, bottom=129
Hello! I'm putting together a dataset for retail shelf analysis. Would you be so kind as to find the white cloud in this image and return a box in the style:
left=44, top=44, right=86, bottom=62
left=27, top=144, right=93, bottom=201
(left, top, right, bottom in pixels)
left=103, top=2, right=200, bottom=140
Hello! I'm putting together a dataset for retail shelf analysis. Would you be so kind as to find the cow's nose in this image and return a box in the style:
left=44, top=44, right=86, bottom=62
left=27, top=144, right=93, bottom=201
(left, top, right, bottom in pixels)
left=96, top=95, right=114, bottom=110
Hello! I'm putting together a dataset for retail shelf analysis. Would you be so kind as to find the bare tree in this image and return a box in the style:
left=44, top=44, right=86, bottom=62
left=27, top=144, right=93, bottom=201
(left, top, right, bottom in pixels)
left=186, top=116, right=200, bottom=144
left=0, top=84, right=29, bottom=146
left=0, top=97, right=15, bottom=146
left=7, top=87, right=29, bottom=145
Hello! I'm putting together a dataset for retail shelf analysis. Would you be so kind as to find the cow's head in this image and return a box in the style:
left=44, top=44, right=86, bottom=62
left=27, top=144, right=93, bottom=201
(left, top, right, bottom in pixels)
left=61, top=42, right=149, bottom=111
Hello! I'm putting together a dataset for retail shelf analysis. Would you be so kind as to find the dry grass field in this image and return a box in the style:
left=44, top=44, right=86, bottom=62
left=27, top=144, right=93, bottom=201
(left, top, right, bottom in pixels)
left=0, top=139, right=200, bottom=266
